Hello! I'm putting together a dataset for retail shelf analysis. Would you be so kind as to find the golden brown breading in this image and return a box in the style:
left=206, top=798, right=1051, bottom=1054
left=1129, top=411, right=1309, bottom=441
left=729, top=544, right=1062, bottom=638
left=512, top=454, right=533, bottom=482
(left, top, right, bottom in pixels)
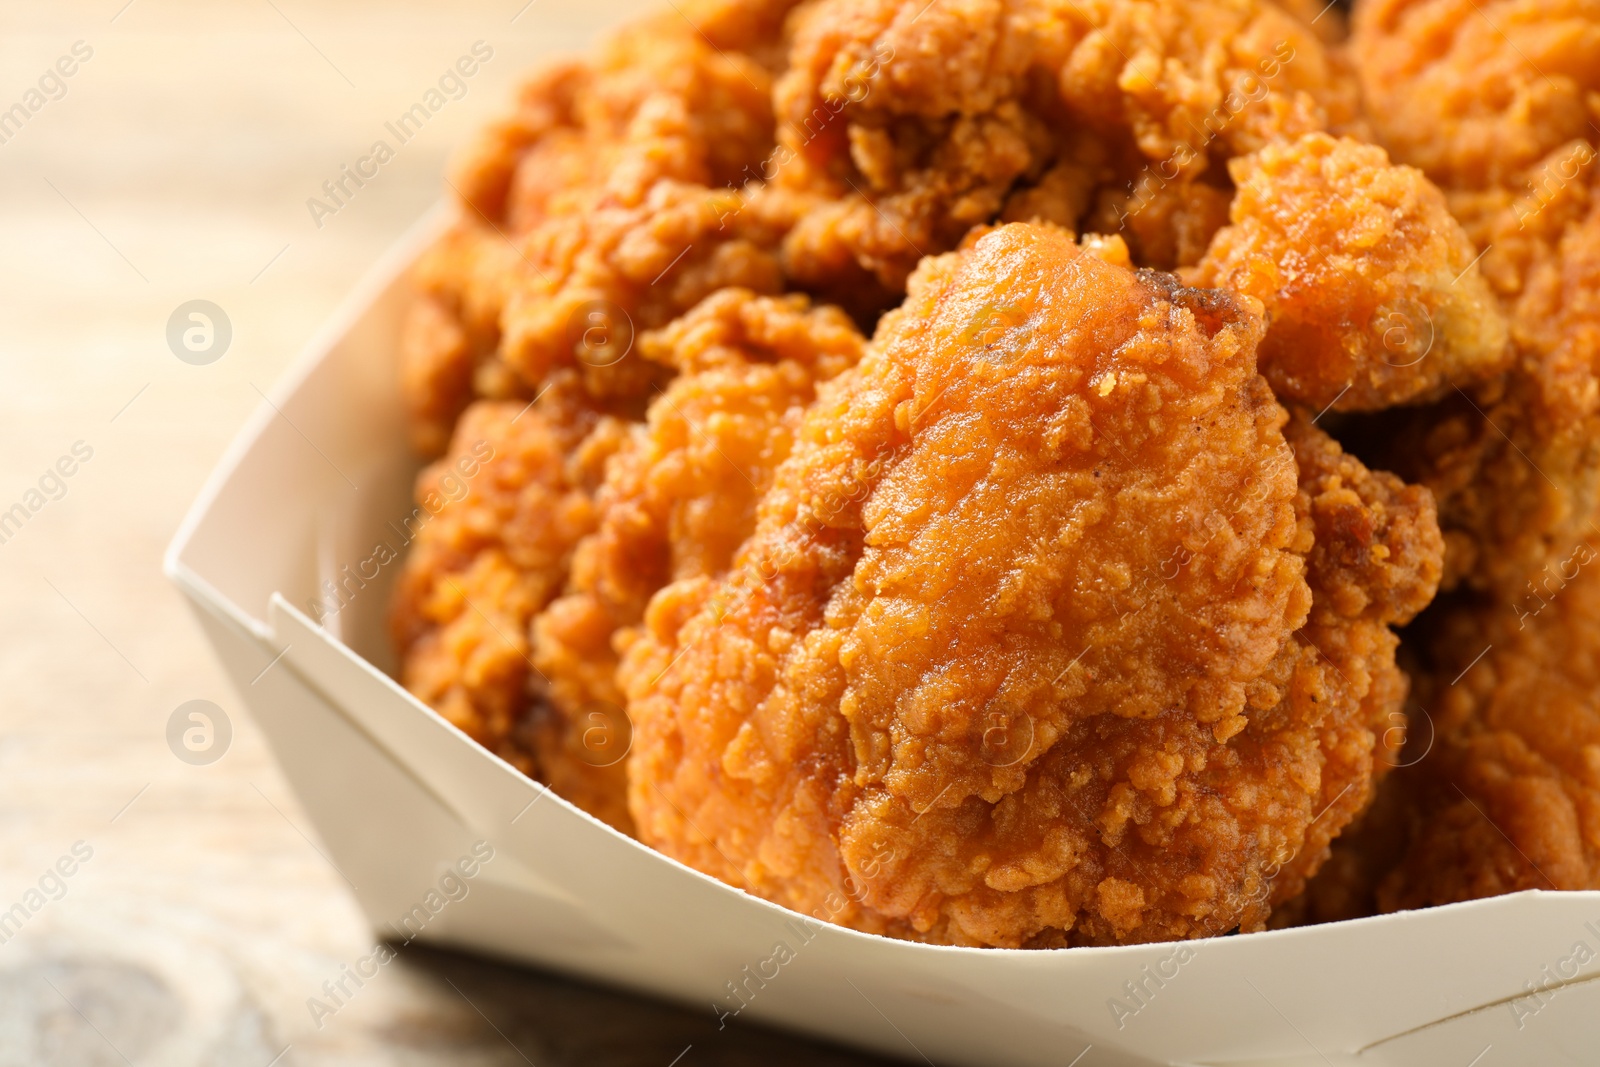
left=402, top=228, right=528, bottom=457
left=1289, top=205, right=1600, bottom=902
left=391, top=386, right=626, bottom=772
left=1267, top=411, right=1443, bottom=908
left=1057, top=0, right=1362, bottom=161
left=529, top=289, right=866, bottom=832
left=620, top=223, right=1439, bottom=946
left=1351, top=0, right=1600, bottom=192
left=497, top=180, right=794, bottom=397
left=492, top=13, right=798, bottom=389
left=404, top=0, right=1370, bottom=455
left=1345, top=184, right=1600, bottom=594
left=1192, top=133, right=1510, bottom=411
left=1346, top=3, right=1600, bottom=598
left=770, top=0, right=1362, bottom=294
left=1286, top=411, right=1445, bottom=628
left=772, top=0, right=1061, bottom=292
left=1267, top=768, right=1419, bottom=926
left=1090, top=174, right=1236, bottom=273
left=401, top=8, right=794, bottom=454
left=1375, top=542, right=1600, bottom=909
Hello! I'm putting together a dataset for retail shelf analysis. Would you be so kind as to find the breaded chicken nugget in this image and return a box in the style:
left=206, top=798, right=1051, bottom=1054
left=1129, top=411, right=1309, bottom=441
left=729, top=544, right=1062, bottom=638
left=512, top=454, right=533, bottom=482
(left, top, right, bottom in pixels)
left=1377, top=543, right=1600, bottom=909
left=1348, top=186, right=1600, bottom=594
left=1351, top=0, right=1600, bottom=191
left=1193, top=133, right=1510, bottom=411
left=529, top=289, right=865, bottom=831
left=1266, top=410, right=1443, bottom=911
left=391, top=383, right=627, bottom=771
left=402, top=6, right=796, bottom=452
left=773, top=0, right=1360, bottom=291
left=621, top=223, right=1439, bottom=946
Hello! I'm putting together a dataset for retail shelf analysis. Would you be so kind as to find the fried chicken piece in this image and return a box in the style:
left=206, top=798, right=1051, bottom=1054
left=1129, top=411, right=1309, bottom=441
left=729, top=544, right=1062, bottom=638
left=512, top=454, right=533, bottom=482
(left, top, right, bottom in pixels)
left=493, top=11, right=800, bottom=397
left=1057, top=0, right=1362, bottom=162
left=391, top=384, right=627, bottom=772
left=529, top=289, right=865, bottom=832
left=1090, top=173, right=1237, bottom=273
left=1192, top=133, right=1510, bottom=411
left=772, top=0, right=1060, bottom=292
left=772, top=0, right=1362, bottom=291
left=497, top=178, right=795, bottom=397
left=1343, top=182, right=1600, bottom=594
left=1267, top=767, right=1419, bottom=926
left=1375, top=541, right=1600, bottom=909
left=1266, top=410, right=1443, bottom=909
left=621, top=222, right=1440, bottom=946
left=1350, top=0, right=1600, bottom=191
left=402, top=227, right=528, bottom=456
left=402, top=5, right=795, bottom=453
left=1446, top=139, right=1598, bottom=309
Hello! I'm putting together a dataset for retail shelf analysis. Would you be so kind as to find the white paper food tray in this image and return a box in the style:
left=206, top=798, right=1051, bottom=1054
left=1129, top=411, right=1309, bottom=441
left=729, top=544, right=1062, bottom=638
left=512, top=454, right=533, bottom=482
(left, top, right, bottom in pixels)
left=164, top=206, right=1600, bottom=1067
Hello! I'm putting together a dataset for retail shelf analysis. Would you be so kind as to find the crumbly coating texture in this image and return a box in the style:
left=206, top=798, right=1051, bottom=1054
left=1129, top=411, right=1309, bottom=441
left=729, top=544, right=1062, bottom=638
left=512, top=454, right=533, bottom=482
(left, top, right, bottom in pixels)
left=1340, top=3, right=1600, bottom=596
left=620, top=223, right=1438, bottom=946
left=1375, top=546, right=1600, bottom=909
left=770, top=0, right=1361, bottom=295
left=1266, top=765, right=1417, bottom=926
left=1266, top=410, right=1443, bottom=906
left=530, top=290, right=866, bottom=832
left=494, top=23, right=792, bottom=396
left=1351, top=0, right=1600, bottom=191
left=402, top=228, right=529, bottom=457
left=1053, top=0, right=1361, bottom=161
left=401, top=5, right=798, bottom=452
left=1345, top=178, right=1600, bottom=595
left=391, top=388, right=627, bottom=776
left=1192, top=133, right=1510, bottom=411
left=402, top=0, right=1367, bottom=453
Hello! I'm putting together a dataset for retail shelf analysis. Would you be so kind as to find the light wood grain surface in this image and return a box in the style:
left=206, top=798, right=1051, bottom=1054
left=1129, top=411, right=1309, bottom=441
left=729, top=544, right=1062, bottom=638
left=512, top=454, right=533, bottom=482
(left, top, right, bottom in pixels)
left=0, top=3, right=901, bottom=1063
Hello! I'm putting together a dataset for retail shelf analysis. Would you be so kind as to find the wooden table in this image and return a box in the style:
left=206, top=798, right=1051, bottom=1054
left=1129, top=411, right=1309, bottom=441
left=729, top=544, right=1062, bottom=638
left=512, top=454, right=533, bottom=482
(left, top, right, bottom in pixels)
left=0, top=2, right=902, bottom=1063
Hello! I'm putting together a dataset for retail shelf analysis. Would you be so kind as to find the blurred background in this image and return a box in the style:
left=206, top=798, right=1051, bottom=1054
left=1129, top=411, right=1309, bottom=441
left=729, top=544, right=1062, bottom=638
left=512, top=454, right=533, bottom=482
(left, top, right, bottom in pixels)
left=0, top=2, right=893, bottom=1063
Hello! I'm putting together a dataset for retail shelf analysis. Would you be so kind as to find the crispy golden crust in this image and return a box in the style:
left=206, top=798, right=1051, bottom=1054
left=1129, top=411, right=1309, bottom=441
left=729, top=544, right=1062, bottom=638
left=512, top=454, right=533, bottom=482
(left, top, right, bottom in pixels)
left=772, top=0, right=1063, bottom=292
left=498, top=181, right=793, bottom=395
left=401, top=10, right=795, bottom=452
left=380, top=0, right=1544, bottom=932
left=1376, top=545, right=1600, bottom=909
left=768, top=0, right=1361, bottom=297
left=1091, top=175, right=1236, bottom=273
left=1350, top=0, right=1600, bottom=191
left=1286, top=411, right=1445, bottom=629
left=1192, top=133, right=1510, bottom=411
left=1267, top=767, right=1418, bottom=926
left=391, top=388, right=626, bottom=773
left=494, top=21, right=793, bottom=397
left=403, top=0, right=1368, bottom=454
left=401, top=228, right=529, bottom=457
left=1344, top=183, right=1600, bottom=595
left=1346, top=2, right=1600, bottom=599
left=1056, top=0, right=1362, bottom=160
left=1266, top=411, right=1443, bottom=908
left=1287, top=343, right=1600, bottom=921
left=620, top=223, right=1437, bottom=946
left=530, top=289, right=866, bottom=832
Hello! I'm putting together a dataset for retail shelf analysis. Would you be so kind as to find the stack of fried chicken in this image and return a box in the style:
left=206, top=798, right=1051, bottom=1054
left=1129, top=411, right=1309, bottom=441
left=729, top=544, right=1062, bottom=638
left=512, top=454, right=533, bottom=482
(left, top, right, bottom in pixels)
left=389, top=0, right=1600, bottom=947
